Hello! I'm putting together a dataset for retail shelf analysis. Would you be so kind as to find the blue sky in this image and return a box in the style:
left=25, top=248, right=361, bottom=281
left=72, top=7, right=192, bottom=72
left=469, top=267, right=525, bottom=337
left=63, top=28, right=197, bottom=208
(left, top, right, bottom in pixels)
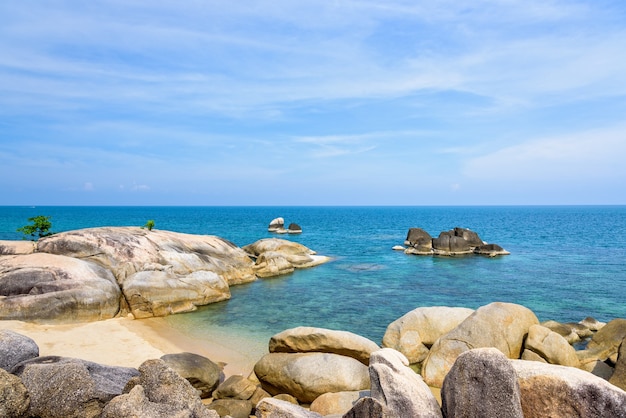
left=1, top=1, right=625, bottom=205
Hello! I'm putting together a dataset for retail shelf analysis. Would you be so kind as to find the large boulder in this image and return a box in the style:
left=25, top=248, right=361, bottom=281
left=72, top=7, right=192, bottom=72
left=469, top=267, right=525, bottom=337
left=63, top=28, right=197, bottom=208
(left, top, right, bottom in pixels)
left=107, top=358, right=213, bottom=418
left=243, top=238, right=330, bottom=278
left=206, top=399, right=253, bottom=418
left=512, top=359, right=626, bottom=417
left=432, top=231, right=473, bottom=255
left=160, top=352, right=222, bottom=399
left=522, top=324, right=579, bottom=367
left=309, top=391, right=366, bottom=416
left=582, top=318, right=626, bottom=363
left=256, top=398, right=323, bottom=418
left=0, top=329, right=39, bottom=371
left=441, top=348, right=523, bottom=418
left=269, top=326, right=380, bottom=365
left=0, top=368, right=30, bottom=418
left=404, top=228, right=433, bottom=254
left=37, top=227, right=257, bottom=318
left=0, top=240, right=35, bottom=255
left=13, top=356, right=139, bottom=418
left=382, top=306, right=474, bottom=364
left=212, top=375, right=258, bottom=401
left=254, top=352, right=370, bottom=403
left=422, top=302, right=539, bottom=387
left=368, top=348, right=442, bottom=417
left=474, top=243, right=510, bottom=256
left=287, top=223, right=302, bottom=234
left=267, top=217, right=285, bottom=233
left=0, top=253, right=121, bottom=321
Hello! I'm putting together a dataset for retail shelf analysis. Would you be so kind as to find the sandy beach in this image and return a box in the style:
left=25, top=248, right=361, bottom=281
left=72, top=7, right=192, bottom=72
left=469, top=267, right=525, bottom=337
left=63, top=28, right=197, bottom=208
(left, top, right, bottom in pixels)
left=1, top=316, right=265, bottom=377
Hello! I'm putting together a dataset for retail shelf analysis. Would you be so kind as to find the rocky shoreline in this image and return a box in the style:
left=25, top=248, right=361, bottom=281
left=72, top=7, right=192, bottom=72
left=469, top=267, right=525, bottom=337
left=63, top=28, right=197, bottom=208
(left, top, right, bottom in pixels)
left=2, top=228, right=626, bottom=417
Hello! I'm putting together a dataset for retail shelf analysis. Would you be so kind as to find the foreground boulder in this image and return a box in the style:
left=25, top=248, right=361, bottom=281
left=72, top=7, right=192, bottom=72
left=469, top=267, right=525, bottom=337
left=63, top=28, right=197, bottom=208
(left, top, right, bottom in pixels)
left=13, top=356, right=139, bottom=418
left=367, top=348, right=442, bottom=418
left=512, top=359, right=626, bottom=417
left=0, top=368, right=30, bottom=418
left=442, top=348, right=523, bottom=418
left=36, top=227, right=256, bottom=318
left=422, top=302, right=539, bottom=387
left=269, top=326, right=380, bottom=365
left=0, top=253, right=121, bottom=321
left=243, top=238, right=330, bottom=278
left=382, top=306, right=474, bottom=364
left=254, top=352, right=370, bottom=403
left=256, top=398, right=322, bottom=418
left=522, top=324, right=579, bottom=367
left=0, top=329, right=39, bottom=371
left=160, top=352, right=222, bottom=398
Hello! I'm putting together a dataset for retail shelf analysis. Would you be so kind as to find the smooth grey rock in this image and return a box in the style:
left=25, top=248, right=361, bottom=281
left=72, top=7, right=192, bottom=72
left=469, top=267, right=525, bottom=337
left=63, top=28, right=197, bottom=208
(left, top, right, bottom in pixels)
left=212, top=375, right=258, bottom=400
left=0, top=368, right=30, bottom=418
left=254, top=352, right=370, bottom=403
left=512, top=359, right=626, bottom=417
left=0, top=329, right=39, bottom=371
left=369, top=348, right=442, bottom=418
left=160, top=352, right=222, bottom=399
left=474, top=243, right=510, bottom=256
left=255, top=398, right=322, bottom=418
left=0, top=253, right=121, bottom=321
left=342, top=396, right=390, bottom=418
left=382, top=306, right=473, bottom=364
left=422, top=302, right=539, bottom=387
left=432, top=231, right=472, bottom=255
left=269, top=326, right=380, bottom=365
left=405, top=228, right=433, bottom=253
left=441, top=348, right=523, bottom=418
left=287, top=223, right=302, bottom=234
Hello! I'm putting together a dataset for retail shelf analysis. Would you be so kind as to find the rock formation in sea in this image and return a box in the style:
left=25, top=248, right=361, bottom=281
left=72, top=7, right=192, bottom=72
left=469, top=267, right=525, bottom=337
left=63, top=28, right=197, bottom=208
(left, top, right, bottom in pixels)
left=0, top=227, right=330, bottom=321
left=400, top=226, right=510, bottom=257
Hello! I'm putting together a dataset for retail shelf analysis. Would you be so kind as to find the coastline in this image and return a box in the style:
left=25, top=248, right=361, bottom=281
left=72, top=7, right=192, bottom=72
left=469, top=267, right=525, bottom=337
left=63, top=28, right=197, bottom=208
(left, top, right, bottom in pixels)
left=0, top=316, right=266, bottom=377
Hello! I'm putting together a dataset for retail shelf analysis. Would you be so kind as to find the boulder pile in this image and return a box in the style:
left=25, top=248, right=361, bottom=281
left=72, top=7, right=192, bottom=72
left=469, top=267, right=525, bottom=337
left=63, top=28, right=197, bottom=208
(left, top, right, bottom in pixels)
left=267, top=217, right=302, bottom=234
left=398, top=227, right=510, bottom=256
left=0, top=228, right=330, bottom=322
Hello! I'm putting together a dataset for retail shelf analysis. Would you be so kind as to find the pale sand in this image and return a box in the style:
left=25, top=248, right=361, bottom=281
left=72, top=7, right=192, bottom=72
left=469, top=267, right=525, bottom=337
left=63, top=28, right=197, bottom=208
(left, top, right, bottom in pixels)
left=0, top=316, right=266, bottom=377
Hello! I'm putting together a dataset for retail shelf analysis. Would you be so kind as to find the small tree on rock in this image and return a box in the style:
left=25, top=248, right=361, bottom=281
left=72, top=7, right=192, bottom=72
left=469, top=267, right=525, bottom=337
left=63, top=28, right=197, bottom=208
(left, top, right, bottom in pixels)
left=17, top=215, right=53, bottom=240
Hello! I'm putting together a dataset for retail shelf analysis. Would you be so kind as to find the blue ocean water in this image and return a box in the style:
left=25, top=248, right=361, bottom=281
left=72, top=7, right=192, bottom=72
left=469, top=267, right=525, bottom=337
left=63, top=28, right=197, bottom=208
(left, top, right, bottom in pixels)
left=1, top=206, right=625, bottom=346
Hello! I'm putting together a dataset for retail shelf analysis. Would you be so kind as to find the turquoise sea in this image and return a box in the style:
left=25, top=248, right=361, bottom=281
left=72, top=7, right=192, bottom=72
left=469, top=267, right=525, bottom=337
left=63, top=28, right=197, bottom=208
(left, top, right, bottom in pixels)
left=1, top=206, right=626, bottom=347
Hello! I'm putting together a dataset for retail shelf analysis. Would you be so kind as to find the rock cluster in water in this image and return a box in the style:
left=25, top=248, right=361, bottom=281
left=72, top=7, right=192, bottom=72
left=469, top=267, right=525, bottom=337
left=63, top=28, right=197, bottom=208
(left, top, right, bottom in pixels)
left=396, top=227, right=510, bottom=256
left=0, top=227, right=330, bottom=322
left=267, top=217, right=302, bottom=234
left=3, top=302, right=626, bottom=417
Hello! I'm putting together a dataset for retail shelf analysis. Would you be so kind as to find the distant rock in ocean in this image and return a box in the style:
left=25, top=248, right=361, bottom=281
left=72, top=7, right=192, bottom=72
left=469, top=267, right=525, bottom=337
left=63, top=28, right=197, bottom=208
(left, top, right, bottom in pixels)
left=268, top=218, right=303, bottom=234
left=399, top=227, right=510, bottom=257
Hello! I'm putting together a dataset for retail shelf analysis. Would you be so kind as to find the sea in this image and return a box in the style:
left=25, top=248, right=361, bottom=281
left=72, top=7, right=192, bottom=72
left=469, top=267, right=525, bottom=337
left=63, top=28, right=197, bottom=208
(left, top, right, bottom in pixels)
left=1, top=205, right=626, bottom=348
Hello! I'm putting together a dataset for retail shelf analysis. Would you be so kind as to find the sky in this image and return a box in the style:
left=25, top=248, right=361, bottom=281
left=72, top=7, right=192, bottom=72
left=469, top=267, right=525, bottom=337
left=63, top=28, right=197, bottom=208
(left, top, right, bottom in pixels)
left=1, top=1, right=625, bottom=206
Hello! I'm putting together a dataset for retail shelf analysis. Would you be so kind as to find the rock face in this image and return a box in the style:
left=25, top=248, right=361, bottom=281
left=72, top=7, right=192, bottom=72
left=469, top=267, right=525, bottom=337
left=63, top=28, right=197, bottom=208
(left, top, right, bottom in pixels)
left=404, top=228, right=433, bottom=254
left=35, top=227, right=256, bottom=318
left=254, top=352, right=370, bottom=403
left=422, top=302, right=539, bottom=387
left=441, top=348, right=523, bottom=418
left=382, top=306, right=474, bottom=364
left=160, top=352, right=222, bottom=398
left=243, top=238, right=331, bottom=278
left=522, top=324, right=579, bottom=367
left=0, top=253, right=121, bottom=321
left=512, top=359, right=626, bottom=417
left=0, top=329, right=39, bottom=371
left=368, top=348, right=442, bottom=418
left=269, top=326, right=380, bottom=365
left=104, top=359, right=213, bottom=418
left=13, top=356, right=139, bottom=418
left=0, top=368, right=30, bottom=418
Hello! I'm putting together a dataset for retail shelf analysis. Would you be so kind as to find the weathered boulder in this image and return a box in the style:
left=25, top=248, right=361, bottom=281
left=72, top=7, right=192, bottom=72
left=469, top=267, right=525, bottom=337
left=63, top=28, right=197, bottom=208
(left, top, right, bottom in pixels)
left=37, top=227, right=257, bottom=318
left=382, top=306, right=474, bottom=364
left=0, top=368, right=30, bottom=418
left=160, top=352, right=222, bottom=399
left=441, top=348, right=523, bottom=418
left=541, top=320, right=581, bottom=344
left=0, top=329, right=39, bottom=371
left=369, top=348, right=442, bottom=417
left=206, top=398, right=253, bottom=418
left=0, top=240, right=35, bottom=255
left=432, top=231, right=472, bottom=255
left=583, top=318, right=626, bottom=363
left=474, top=243, right=510, bottom=256
left=609, top=337, right=626, bottom=391
left=256, top=398, right=323, bottom=418
left=268, top=217, right=285, bottom=233
left=579, top=316, right=606, bottom=331
left=343, top=396, right=390, bottom=418
left=309, top=390, right=366, bottom=416
left=404, top=228, right=433, bottom=253
left=269, top=326, right=380, bottom=365
left=254, top=352, right=370, bottom=403
left=117, top=359, right=212, bottom=417
left=422, top=302, right=539, bottom=387
left=512, top=359, right=626, bottom=417
left=522, top=324, right=579, bottom=367
left=212, top=375, right=258, bottom=400
left=243, top=238, right=330, bottom=278
left=287, top=223, right=302, bottom=234
left=452, top=227, right=484, bottom=246
left=13, top=356, right=139, bottom=418
left=0, top=253, right=121, bottom=321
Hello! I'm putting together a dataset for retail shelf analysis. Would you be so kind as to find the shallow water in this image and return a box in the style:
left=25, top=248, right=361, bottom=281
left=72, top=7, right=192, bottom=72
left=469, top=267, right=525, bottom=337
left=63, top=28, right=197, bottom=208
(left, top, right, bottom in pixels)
left=2, top=205, right=625, bottom=346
